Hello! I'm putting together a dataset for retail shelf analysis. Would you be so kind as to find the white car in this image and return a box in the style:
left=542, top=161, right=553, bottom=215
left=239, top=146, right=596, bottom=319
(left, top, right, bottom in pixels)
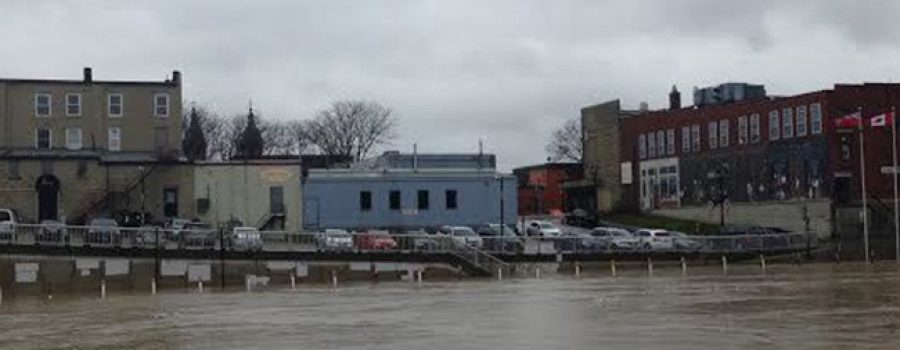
left=634, top=229, right=675, bottom=251
left=524, top=220, right=562, bottom=237
left=443, top=226, right=483, bottom=249
left=589, top=227, right=640, bottom=250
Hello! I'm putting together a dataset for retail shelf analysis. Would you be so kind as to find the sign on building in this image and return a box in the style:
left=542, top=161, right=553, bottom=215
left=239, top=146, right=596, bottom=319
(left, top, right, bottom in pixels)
left=620, top=162, right=633, bottom=184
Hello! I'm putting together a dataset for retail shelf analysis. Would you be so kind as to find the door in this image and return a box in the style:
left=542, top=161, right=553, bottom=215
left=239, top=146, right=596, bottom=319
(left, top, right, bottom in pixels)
left=269, top=186, right=284, bottom=214
left=35, top=174, right=60, bottom=221
left=163, top=188, right=178, bottom=217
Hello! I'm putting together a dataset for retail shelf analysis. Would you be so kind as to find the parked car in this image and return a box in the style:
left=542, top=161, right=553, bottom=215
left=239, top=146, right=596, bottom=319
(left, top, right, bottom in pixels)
left=179, top=222, right=216, bottom=249
left=132, top=225, right=161, bottom=247
left=634, top=229, right=674, bottom=251
left=226, top=226, right=264, bottom=251
left=589, top=227, right=640, bottom=250
left=524, top=220, right=562, bottom=237
left=315, top=229, right=354, bottom=251
left=0, top=208, right=20, bottom=242
left=356, top=230, right=398, bottom=250
left=407, top=229, right=442, bottom=251
left=555, top=232, right=603, bottom=252
left=85, top=218, right=121, bottom=246
left=441, top=226, right=483, bottom=249
left=476, top=224, right=522, bottom=253
left=36, top=220, right=68, bottom=245
left=167, top=218, right=194, bottom=240
left=668, top=231, right=702, bottom=251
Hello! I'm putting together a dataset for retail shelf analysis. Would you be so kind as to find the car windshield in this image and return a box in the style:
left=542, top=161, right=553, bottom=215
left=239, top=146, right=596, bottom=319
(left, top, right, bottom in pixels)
left=91, top=219, right=117, bottom=227
left=453, top=228, right=476, bottom=236
left=609, top=230, right=631, bottom=237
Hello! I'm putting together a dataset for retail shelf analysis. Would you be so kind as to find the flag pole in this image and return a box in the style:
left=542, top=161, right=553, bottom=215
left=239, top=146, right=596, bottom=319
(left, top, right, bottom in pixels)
left=892, top=106, right=899, bottom=263
left=860, top=107, right=870, bottom=264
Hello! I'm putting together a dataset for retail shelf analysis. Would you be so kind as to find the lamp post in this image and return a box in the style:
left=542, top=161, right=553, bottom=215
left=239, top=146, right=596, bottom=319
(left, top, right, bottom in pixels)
left=707, top=166, right=729, bottom=227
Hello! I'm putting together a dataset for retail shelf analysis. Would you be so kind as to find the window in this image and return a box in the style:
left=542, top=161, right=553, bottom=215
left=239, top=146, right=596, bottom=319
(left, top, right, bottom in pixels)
left=782, top=108, right=794, bottom=138
left=638, top=134, right=646, bottom=159
left=647, top=132, right=656, bottom=158
left=7, top=160, right=20, bottom=180
left=66, top=93, right=81, bottom=116
left=708, top=121, right=718, bottom=149
left=810, top=103, right=823, bottom=134
left=666, top=129, right=675, bottom=155
left=108, top=127, right=121, bottom=151
left=769, top=111, right=780, bottom=140
left=446, top=190, right=458, bottom=210
left=796, top=106, right=808, bottom=137
left=36, top=128, right=51, bottom=150
left=35, top=93, right=51, bottom=117
left=154, top=93, right=169, bottom=117
left=681, top=126, right=690, bottom=153
left=738, top=116, right=748, bottom=145
left=719, top=119, right=729, bottom=147
left=750, top=113, right=761, bottom=143
left=656, top=131, right=665, bottom=157
left=389, top=190, right=401, bottom=210
left=65, top=128, right=82, bottom=150
left=360, top=191, right=372, bottom=211
left=108, top=93, right=123, bottom=117
left=417, top=190, right=430, bottom=210
left=691, top=124, right=701, bottom=151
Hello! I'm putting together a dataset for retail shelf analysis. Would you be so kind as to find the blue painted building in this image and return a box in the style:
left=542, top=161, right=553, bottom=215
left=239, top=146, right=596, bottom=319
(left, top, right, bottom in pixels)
left=302, top=152, right=517, bottom=230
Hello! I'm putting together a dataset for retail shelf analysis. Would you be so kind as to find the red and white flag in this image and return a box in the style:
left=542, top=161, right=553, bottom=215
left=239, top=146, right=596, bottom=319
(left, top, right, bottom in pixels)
left=870, top=111, right=894, bottom=127
left=835, top=112, right=862, bottom=129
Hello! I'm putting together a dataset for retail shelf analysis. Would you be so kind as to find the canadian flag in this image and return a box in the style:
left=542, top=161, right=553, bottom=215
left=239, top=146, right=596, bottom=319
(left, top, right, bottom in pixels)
left=870, top=111, right=894, bottom=127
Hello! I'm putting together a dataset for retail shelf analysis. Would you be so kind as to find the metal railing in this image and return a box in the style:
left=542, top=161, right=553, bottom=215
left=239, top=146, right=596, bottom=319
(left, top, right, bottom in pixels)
left=0, top=224, right=816, bottom=256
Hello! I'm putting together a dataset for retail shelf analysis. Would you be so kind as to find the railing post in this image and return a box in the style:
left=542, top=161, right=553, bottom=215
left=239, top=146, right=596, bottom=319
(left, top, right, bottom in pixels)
left=647, top=257, right=653, bottom=276
left=760, top=254, right=766, bottom=273
left=680, top=256, right=687, bottom=276
left=198, top=281, right=203, bottom=294
left=574, top=262, right=581, bottom=278
left=721, top=255, right=728, bottom=275
left=100, top=279, right=107, bottom=300
left=331, top=269, right=338, bottom=290
left=151, top=278, right=157, bottom=295
left=290, top=273, right=296, bottom=290
left=610, top=259, right=617, bottom=277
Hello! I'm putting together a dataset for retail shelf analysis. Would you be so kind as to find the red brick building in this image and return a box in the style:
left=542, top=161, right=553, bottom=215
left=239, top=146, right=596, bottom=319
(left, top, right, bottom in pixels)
left=513, top=163, right=582, bottom=216
left=614, top=83, right=900, bottom=256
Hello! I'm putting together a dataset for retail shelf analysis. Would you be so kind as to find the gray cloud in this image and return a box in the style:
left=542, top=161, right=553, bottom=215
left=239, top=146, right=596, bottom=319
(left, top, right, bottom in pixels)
left=2, top=0, right=900, bottom=169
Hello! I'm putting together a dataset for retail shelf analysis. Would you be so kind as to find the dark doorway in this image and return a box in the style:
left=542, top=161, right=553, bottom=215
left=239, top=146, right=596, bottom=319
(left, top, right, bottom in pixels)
left=35, top=174, right=60, bottom=221
left=163, top=188, right=178, bottom=217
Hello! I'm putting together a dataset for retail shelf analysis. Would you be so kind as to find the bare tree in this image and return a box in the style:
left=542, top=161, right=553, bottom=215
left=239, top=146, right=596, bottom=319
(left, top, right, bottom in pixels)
left=545, top=118, right=583, bottom=162
left=305, top=100, right=396, bottom=160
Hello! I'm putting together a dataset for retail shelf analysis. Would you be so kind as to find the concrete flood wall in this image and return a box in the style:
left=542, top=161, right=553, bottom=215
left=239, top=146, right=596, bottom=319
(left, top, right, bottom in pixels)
left=653, top=199, right=832, bottom=239
left=0, top=256, right=464, bottom=300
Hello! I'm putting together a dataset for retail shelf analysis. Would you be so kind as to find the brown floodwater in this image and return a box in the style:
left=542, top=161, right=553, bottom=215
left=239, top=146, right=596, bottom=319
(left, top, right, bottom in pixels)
left=1, top=262, right=900, bottom=349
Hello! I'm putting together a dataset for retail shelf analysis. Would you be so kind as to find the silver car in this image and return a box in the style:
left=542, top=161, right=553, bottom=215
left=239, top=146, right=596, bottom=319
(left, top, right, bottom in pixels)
left=315, top=229, right=354, bottom=251
left=227, top=227, right=264, bottom=252
left=86, top=218, right=121, bottom=246
left=590, top=227, right=640, bottom=250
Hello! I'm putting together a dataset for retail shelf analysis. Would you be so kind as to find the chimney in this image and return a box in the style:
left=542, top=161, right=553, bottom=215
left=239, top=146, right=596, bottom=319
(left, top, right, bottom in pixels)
left=83, top=67, right=92, bottom=83
left=172, top=70, right=181, bottom=85
left=669, top=85, right=681, bottom=110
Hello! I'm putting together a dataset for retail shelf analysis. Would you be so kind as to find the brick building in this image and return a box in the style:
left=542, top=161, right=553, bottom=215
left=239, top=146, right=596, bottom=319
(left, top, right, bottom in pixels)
left=513, top=163, right=582, bottom=216
left=614, top=82, right=900, bottom=256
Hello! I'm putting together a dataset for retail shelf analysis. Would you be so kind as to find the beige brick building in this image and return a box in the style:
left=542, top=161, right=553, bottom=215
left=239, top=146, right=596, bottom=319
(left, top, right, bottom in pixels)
left=578, top=100, right=641, bottom=214
left=0, top=68, right=185, bottom=223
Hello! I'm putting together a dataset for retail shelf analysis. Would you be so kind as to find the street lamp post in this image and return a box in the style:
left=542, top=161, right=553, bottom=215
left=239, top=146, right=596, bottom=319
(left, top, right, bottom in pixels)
left=707, top=167, right=729, bottom=227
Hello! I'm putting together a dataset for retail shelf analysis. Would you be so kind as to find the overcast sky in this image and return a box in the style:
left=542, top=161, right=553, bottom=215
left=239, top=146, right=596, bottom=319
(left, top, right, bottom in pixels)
left=4, top=0, right=900, bottom=170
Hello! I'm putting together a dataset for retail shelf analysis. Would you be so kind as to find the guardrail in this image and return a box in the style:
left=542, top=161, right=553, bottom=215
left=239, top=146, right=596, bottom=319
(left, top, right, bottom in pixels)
left=0, top=224, right=816, bottom=256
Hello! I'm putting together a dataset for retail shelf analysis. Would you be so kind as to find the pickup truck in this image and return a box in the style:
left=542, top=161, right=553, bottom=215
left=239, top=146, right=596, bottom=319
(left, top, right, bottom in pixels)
left=0, top=208, right=21, bottom=242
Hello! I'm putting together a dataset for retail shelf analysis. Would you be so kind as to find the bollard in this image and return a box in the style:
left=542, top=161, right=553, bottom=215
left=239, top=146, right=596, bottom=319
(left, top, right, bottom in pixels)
left=647, top=257, right=653, bottom=276
left=610, top=259, right=617, bottom=277
left=535, top=266, right=541, bottom=279
left=760, top=254, right=767, bottom=272
left=100, top=279, right=107, bottom=300
left=331, top=270, right=338, bottom=290
left=575, top=263, right=581, bottom=278
left=245, top=275, right=251, bottom=293
left=680, top=256, right=687, bottom=276
left=721, top=255, right=728, bottom=275
left=417, top=269, right=423, bottom=284
left=151, top=279, right=157, bottom=295
left=290, top=274, right=297, bottom=290
left=497, top=268, right=502, bottom=281
left=198, top=281, right=204, bottom=294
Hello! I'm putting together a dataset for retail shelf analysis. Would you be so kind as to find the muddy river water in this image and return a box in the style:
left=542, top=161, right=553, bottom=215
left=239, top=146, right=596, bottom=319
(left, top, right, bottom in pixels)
left=2, top=262, right=900, bottom=349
